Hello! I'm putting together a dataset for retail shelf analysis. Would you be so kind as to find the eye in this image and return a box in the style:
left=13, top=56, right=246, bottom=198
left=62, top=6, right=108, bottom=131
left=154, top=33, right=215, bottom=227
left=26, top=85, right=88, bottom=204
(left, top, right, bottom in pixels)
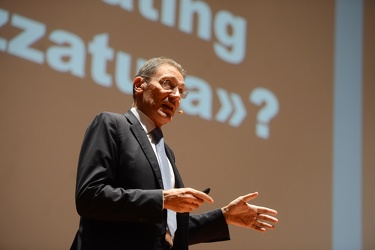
left=161, top=80, right=173, bottom=90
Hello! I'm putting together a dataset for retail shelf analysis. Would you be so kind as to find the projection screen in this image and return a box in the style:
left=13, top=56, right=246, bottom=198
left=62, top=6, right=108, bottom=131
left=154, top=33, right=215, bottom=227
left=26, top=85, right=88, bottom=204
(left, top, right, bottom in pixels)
left=0, top=0, right=374, bottom=249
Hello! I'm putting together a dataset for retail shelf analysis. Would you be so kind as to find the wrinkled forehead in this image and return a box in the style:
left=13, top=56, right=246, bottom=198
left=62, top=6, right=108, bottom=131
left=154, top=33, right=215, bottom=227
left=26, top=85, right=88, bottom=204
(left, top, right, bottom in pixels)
left=153, top=64, right=185, bottom=83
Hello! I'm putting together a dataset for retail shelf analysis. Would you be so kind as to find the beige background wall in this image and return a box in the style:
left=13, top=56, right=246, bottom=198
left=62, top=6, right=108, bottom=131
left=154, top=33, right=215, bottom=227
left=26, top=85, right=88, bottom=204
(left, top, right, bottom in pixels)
left=0, top=1, right=374, bottom=249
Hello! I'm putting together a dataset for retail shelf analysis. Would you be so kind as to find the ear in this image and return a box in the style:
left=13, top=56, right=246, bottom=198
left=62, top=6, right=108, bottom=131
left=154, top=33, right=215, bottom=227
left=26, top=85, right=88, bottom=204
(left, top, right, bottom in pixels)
left=133, top=76, right=145, bottom=94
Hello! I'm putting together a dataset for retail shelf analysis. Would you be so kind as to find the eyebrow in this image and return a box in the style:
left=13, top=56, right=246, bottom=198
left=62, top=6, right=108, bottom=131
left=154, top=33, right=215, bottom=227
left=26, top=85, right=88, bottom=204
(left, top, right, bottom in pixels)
left=160, top=76, right=185, bottom=86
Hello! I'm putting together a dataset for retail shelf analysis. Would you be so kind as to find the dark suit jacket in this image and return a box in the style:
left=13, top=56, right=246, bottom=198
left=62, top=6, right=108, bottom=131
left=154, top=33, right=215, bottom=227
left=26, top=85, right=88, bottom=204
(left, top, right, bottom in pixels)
left=71, top=111, right=230, bottom=250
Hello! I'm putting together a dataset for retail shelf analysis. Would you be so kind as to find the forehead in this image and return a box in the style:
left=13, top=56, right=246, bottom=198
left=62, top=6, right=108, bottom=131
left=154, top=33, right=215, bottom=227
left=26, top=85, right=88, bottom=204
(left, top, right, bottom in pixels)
left=154, top=64, right=184, bottom=83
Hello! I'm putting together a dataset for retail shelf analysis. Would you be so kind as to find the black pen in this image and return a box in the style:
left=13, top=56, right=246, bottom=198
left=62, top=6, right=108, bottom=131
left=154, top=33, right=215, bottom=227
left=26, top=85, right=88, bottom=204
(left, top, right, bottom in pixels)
left=202, top=188, right=210, bottom=194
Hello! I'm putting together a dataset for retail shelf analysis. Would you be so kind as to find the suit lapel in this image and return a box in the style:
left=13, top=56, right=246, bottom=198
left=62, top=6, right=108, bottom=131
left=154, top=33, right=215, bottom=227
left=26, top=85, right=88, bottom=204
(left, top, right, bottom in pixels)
left=124, top=110, right=184, bottom=189
left=125, top=111, right=164, bottom=189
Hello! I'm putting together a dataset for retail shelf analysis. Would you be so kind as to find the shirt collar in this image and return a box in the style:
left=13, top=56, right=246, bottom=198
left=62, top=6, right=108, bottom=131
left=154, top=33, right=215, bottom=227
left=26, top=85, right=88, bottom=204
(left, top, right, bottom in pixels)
left=130, top=107, right=156, bottom=134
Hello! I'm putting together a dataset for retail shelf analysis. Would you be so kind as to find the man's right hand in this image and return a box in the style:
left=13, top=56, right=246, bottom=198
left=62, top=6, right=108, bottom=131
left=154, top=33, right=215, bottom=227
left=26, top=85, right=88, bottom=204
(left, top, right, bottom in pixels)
left=163, top=188, right=214, bottom=213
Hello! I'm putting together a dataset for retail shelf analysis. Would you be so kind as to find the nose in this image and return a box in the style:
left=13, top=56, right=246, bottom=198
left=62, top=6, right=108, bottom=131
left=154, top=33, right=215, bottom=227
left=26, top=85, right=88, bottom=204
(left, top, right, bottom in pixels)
left=169, top=87, right=181, bottom=99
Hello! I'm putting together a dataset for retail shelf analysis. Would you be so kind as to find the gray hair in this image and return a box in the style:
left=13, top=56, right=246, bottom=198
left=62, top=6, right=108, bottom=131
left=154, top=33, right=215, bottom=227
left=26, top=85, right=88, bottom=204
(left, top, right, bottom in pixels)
left=136, top=57, right=186, bottom=79
left=133, top=57, right=186, bottom=99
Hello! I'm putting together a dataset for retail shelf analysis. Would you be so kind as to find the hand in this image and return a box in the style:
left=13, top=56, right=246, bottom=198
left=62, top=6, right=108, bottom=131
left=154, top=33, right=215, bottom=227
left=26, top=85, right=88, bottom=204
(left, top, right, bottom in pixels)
left=163, top=188, right=214, bottom=213
left=221, top=192, right=278, bottom=232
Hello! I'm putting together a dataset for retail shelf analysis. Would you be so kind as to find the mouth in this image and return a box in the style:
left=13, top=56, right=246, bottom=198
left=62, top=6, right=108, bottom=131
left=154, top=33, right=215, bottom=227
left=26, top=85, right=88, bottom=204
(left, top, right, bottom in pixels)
left=161, top=103, right=175, bottom=115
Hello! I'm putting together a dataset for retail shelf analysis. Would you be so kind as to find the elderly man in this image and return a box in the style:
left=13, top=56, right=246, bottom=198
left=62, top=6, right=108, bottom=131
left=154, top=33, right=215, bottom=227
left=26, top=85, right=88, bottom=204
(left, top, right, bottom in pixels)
left=71, top=57, right=278, bottom=250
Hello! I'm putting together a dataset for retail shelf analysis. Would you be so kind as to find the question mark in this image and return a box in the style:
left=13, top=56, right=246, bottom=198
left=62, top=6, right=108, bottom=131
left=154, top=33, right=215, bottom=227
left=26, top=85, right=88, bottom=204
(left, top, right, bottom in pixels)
left=249, top=88, right=279, bottom=139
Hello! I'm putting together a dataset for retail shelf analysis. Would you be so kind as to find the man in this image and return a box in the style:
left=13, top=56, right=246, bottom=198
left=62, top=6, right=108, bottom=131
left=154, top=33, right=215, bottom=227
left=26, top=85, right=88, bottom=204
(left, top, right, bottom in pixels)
left=71, top=57, right=278, bottom=250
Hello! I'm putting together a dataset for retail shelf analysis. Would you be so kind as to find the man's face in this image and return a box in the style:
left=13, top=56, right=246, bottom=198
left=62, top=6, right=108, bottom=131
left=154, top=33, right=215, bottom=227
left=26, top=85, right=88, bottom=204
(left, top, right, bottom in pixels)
left=135, top=64, right=185, bottom=127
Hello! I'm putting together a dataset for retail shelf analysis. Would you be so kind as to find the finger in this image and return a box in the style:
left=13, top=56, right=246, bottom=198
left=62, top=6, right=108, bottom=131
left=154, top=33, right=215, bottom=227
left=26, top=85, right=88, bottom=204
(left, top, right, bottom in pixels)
left=196, top=192, right=214, bottom=203
left=240, top=192, right=259, bottom=203
left=256, top=220, right=276, bottom=229
left=251, top=219, right=275, bottom=232
left=256, top=206, right=278, bottom=215
left=186, top=188, right=214, bottom=203
left=172, top=199, right=203, bottom=213
left=250, top=223, right=267, bottom=232
left=258, top=214, right=279, bottom=223
left=185, top=202, right=200, bottom=211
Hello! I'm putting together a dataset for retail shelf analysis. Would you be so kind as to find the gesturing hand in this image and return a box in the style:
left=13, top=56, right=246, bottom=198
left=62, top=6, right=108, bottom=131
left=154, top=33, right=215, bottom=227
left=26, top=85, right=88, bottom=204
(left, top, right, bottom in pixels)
left=221, top=192, right=278, bottom=232
left=163, top=188, right=214, bottom=213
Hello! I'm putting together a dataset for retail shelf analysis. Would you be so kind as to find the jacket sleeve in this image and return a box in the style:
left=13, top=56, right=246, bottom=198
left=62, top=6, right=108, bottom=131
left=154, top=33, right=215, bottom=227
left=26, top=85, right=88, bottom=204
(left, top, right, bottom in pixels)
left=74, top=112, right=163, bottom=223
left=188, top=209, right=231, bottom=245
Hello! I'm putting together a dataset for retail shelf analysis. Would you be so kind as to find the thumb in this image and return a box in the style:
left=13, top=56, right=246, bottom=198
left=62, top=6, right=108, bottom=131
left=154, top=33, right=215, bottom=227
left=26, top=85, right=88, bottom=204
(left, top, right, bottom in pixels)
left=241, top=192, right=259, bottom=203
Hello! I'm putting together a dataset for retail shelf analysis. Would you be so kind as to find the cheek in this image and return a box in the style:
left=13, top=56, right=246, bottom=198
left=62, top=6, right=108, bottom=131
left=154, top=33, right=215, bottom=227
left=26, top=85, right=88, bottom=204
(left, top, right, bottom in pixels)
left=151, top=89, right=165, bottom=101
left=144, top=91, right=159, bottom=104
